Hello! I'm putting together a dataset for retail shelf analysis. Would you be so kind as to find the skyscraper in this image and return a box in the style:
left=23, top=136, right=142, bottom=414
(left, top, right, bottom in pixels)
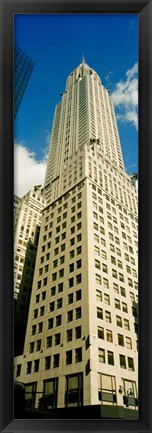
left=14, top=186, right=45, bottom=355
left=14, top=59, right=138, bottom=418
left=14, top=45, right=34, bottom=119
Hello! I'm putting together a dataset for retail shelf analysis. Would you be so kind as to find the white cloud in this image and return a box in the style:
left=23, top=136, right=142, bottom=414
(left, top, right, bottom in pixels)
left=14, top=142, right=48, bottom=197
left=111, top=62, right=138, bottom=130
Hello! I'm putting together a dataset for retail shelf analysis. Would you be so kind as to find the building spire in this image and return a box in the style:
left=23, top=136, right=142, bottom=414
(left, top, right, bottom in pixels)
left=82, top=53, right=85, bottom=63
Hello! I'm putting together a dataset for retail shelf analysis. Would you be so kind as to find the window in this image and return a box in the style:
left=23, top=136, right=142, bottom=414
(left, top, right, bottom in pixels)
left=76, top=307, right=81, bottom=319
left=33, top=309, right=38, bottom=319
left=53, top=354, right=59, bottom=368
left=55, top=333, right=61, bottom=346
left=59, top=268, right=64, bottom=278
left=122, top=302, right=128, bottom=313
left=120, top=287, right=126, bottom=297
left=54, top=247, right=59, bottom=256
left=76, top=274, right=81, bottom=284
left=76, top=290, right=81, bottom=301
left=66, top=350, right=72, bottom=365
left=68, top=293, right=73, bottom=304
left=115, top=299, right=121, bottom=309
left=42, top=291, right=46, bottom=301
left=38, top=322, right=43, bottom=333
left=35, top=294, right=40, bottom=303
left=107, top=351, right=114, bottom=365
left=56, top=315, right=62, bottom=326
left=65, top=373, right=83, bottom=407
left=95, top=274, right=101, bottom=285
left=96, top=290, right=102, bottom=301
left=97, top=307, right=103, bottom=320
left=75, top=326, right=81, bottom=339
left=67, top=310, right=73, bottom=322
left=70, top=250, right=75, bottom=259
left=45, top=356, right=51, bottom=370
left=26, top=361, right=32, bottom=374
left=76, top=259, right=82, bottom=269
left=126, top=337, right=132, bottom=349
left=52, top=273, right=57, bottom=282
left=69, top=277, right=74, bottom=288
left=48, top=318, right=53, bottom=329
left=50, top=286, right=55, bottom=296
left=116, top=316, right=122, bottom=327
left=69, top=263, right=74, bottom=273
left=34, top=359, right=39, bottom=372
left=119, top=273, right=124, bottom=282
left=128, top=357, right=134, bottom=371
left=105, top=311, right=111, bottom=323
left=104, top=294, right=110, bottom=305
left=99, top=348, right=105, bottom=363
left=57, top=298, right=62, bottom=309
left=40, top=306, right=45, bottom=316
left=67, top=329, right=73, bottom=342
left=50, top=302, right=55, bottom=312
left=77, top=246, right=82, bottom=255
left=119, top=354, right=126, bottom=369
left=70, top=238, right=75, bottom=246
left=75, top=347, right=82, bottom=363
left=102, top=263, right=108, bottom=273
left=124, top=319, right=130, bottom=330
left=111, top=256, right=116, bottom=265
left=46, top=336, right=52, bottom=348
left=58, top=282, right=63, bottom=293
left=106, top=330, right=113, bottom=342
left=95, top=260, right=101, bottom=269
left=94, top=246, right=100, bottom=255
left=112, top=269, right=117, bottom=279
left=118, top=334, right=124, bottom=346
left=61, top=243, right=65, bottom=252
left=113, top=283, right=119, bottom=294
left=29, top=342, right=34, bottom=353
left=103, top=278, right=109, bottom=289
left=98, top=327, right=104, bottom=339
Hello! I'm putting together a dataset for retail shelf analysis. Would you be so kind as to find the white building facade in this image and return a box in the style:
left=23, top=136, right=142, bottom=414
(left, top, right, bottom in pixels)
left=14, top=61, right=138, bottom=417
left=14, top=186, right=45, bottom=355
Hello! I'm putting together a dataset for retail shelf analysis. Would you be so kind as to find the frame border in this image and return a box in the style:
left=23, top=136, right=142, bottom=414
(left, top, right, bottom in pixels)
left=0, top=1, right=152, bottom=432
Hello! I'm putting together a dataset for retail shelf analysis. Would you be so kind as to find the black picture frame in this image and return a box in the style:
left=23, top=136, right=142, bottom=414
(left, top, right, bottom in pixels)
left=0, top=0, right=152, bottom=432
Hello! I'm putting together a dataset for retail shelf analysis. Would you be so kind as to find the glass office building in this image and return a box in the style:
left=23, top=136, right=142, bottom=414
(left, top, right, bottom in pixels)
left=14, top=45, right=34, bottom=118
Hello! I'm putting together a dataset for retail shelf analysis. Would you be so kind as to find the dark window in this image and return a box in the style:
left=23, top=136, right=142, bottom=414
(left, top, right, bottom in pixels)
left=56, top=315, right=62, bottom=326
left=53, top=354, right=59, bottom=368
left=76, top=274, right=81, bottom=284
left=67, top=310, right=73, bottom=322
left=68, top=293, right=73, bottom=304
left=45, top=356, right=51, bottom=370
left=69, top=263, right=74, bottom=273
left=75, top=326, right=81, bottom=339
left=57, top=298, right=62, bottom=309
left=26, top=361, right=32, bottom=374
left=119, top=354, right=126, bottom=369
left=69, top=278, right=74, bottom=288
left=34, top=359, right=39, bottom=372
left=67, top=329, right=73, bottom=342
left=66, top=350, right=72, bottom=365
left=107, top=351, right=114, bottom=366
left=75, top=347, right=82, bottom=363
left=46, top=336, right=52, bottom=348
left=76, top=290, right=81, bottom=301
left=50, top=302, right=55, bottom=312
left=48, top=318, right=53, bottom=329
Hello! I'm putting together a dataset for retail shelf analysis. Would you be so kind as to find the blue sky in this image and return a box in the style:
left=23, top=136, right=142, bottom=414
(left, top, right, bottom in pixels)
left=14, top=14, right=138, bottom=197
